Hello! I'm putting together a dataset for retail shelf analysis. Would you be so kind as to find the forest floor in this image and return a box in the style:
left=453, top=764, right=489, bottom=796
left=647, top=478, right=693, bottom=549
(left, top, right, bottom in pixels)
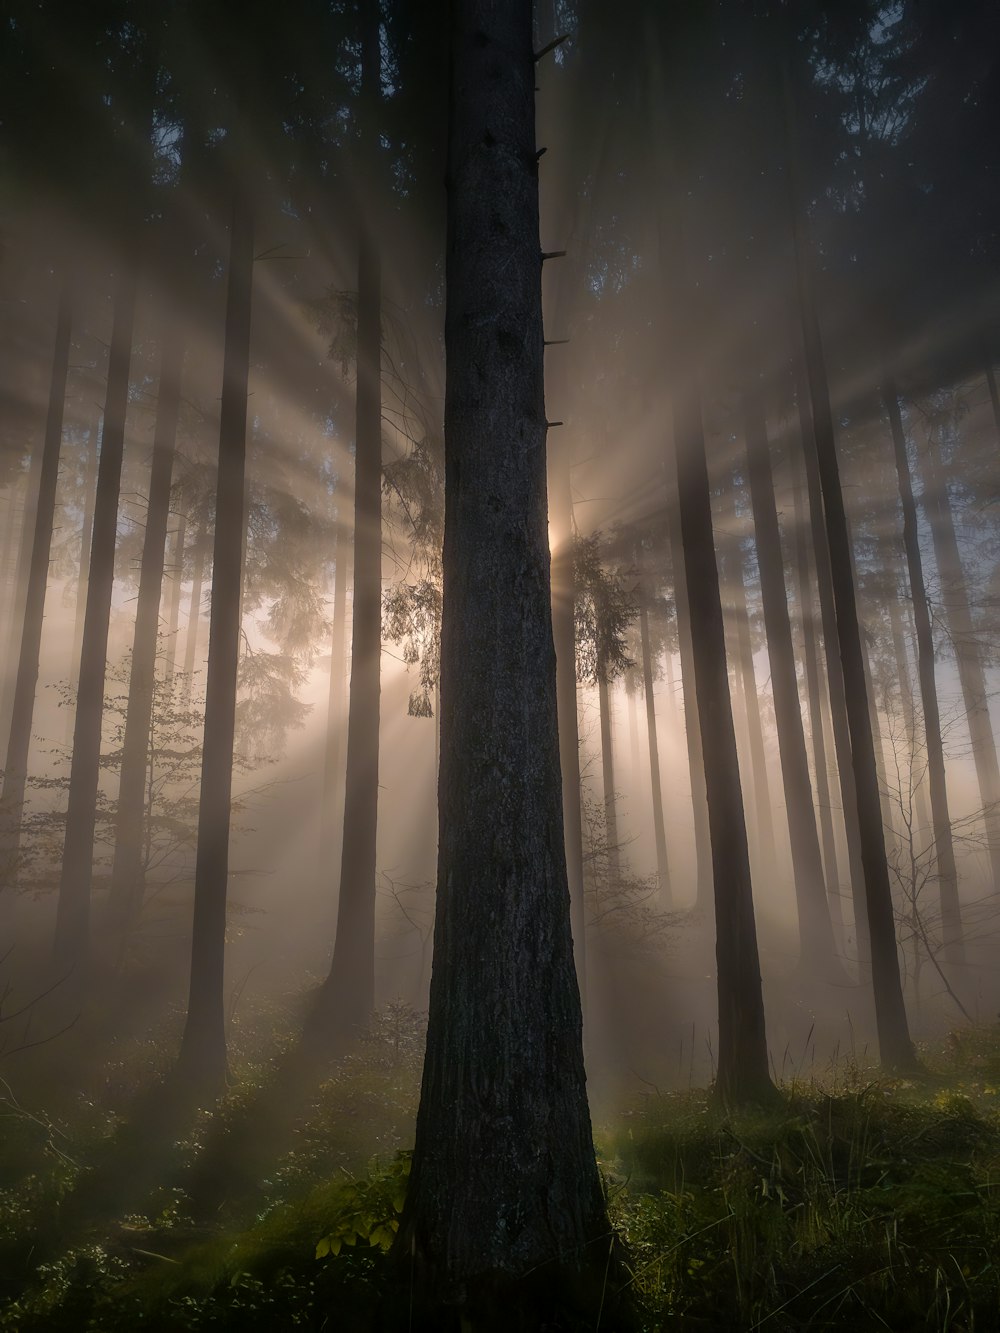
left=2, top=996, right=1000, bottom=1330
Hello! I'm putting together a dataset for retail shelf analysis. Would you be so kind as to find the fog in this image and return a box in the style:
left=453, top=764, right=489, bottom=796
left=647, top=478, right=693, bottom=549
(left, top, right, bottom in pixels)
left=2, top=0, right=1000, bottom=1119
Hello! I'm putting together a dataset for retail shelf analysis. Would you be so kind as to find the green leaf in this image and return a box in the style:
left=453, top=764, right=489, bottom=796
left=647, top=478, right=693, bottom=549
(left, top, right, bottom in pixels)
left=315, top=1237, right=331, bottom=1259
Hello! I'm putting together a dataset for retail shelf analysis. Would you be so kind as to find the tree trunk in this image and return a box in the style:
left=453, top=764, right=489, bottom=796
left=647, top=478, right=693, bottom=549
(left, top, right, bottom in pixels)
left=887, top=573, right=933, bottom=846
left=638, top=574, right=671, bottom=906
left=793, top=360, right=869, bottom=966
left=721, top=487, right=778, bottom=879
left=671, top=378, right=773, bottom=1103
left=396, top=4, right=614, bottom=1319
left=163, top=516, right=186, bottom=679
left=175, top=195, right=254, bottom=1094
left=790, top=466, right=844, bottom=942
left=665, top=488, right=713, bottom=911
left=1, top=278, right=72, bottom=868
left=743, top=386, right=841, bottom=977
left=66, top=413, right=101, bottom=742
left=920, top=420, right=1000, bottom=892
left=597, top=669, right=621, bottom=883
left=53, top=265, right=138, bottom=971
left=787, top=74, right=914, bottom=1066
left=319, top=515, right=349, bottom=877
left=107, top=324, right=184, bottom=939
left=884, top=381, right=963, bottom=960
left=181, top=516, right=208, bottom=703
left=550, top=451, right=587, bottom=994
left=312, top=0, right=383, bottom=1046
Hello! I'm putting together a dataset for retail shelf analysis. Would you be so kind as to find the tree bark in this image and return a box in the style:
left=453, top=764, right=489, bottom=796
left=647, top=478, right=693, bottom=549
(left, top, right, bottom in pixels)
left=53, top=264, right=138, bottom=971
left=175, top=195, right=254, bottom=1094
left=106, top=323, right=184, bottom=938
left=1, top=278, right=72, bottom=868
left=396, top=3, right=614, bottom=1319
left=920, top=419, right=1000, bottom=892
left=743, top=386, right=841, bottom=977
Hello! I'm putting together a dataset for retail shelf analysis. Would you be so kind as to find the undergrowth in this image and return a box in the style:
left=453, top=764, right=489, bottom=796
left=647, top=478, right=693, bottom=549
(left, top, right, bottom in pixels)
left=3, top=1010, right=1000, bottom=1329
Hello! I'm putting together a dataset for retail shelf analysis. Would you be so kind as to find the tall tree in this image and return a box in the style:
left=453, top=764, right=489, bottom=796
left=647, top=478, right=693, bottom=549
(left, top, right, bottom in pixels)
left=311, top=0, right=384, bottom=1045
left=175, top=194, right=254, bottom=1093
left=396, top=2, right=617, bottom=1320
left=0, top=277, right=72, bottom=868
left=786, top=69, right=916, bottom=1070
left=920, top=409, right=1000, bottom=893
left=106, top=323, right=184, bottom=941
left=742, top=384, right=842, bottom=978
left=53, top=261, right=139, bottom=971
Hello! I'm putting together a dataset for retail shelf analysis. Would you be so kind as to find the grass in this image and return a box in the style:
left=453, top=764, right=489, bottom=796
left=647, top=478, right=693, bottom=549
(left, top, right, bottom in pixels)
left=3, top=1014, right=1000, bottom=1329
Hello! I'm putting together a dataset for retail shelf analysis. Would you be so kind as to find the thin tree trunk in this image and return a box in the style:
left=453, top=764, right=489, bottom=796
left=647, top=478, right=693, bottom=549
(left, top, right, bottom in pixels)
left=550, top=452, right=587, bottom=994
left=920, top=421, right=1000, bottom=891
left=53, top=265, right=138, bottom=970
left=107, top=324, right=184, bottom=938
left=1, top=279, right=73, bottom=866
left=791, top=466, right=844, bottom=942
left=743, top=387, right=841, bottom=976
left=397, top=3, right=613, bottom=1314
left=597, top=669, right=621, bottom=882
left=724, top=499, right=778, bottom=879
left=181, top=516, right=208, bottom=703
left=793, top=359, right=869, bottom=966
left=985, top=363, right=1000, bottom=441
left=638, top=574, right=671, bottom=906
left=319, top=515, right=349, bottom=876
left=671, top=376, right=773, bottom=1103
left=66, top=414, right=100, bottom=742
left=883, top=379, right=964, bottom=961
left=163, top=516, right=186, bottom=679
left=311, top=0, right=384, bottom=1047
left=887, top=576, right=933, bottom=844
left=175, top=195, right=254, bottom=1094
left=665, top=490, right=713, bottom=911
left=786, top=67, right=915, bottom=1068
left=0, top=410, right=46, bottom=745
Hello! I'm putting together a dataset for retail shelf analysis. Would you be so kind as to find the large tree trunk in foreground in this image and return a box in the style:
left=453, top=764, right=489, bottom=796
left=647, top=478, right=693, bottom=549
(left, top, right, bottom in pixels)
left=1, top=278, right=72, bottom=868
left=884, top=381, right=963, bottom=961
left=54, top=265, right=138, bottom=971
left=920, top=421, right=1000, bottom=892
left=175, top=197, right=254, bottom=1094
left=312, top=1, right=383, bottom=1046
left=397, top=4, right=614, bottom=1320
left=743, top=386, right=841, bottom=978
left=107, top=324, right=184, bottom=939
left=787, top=76, right=914, bottom=1064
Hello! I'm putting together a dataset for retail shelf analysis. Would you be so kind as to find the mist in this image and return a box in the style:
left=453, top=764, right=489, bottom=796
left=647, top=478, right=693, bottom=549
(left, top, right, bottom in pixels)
left=2, top=1, right=1000, bottom=1328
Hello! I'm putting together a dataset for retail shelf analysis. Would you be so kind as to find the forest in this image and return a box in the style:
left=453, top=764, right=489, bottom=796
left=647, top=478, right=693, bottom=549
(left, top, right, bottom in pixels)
left=2, top=0, right=1000, bottom=1327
